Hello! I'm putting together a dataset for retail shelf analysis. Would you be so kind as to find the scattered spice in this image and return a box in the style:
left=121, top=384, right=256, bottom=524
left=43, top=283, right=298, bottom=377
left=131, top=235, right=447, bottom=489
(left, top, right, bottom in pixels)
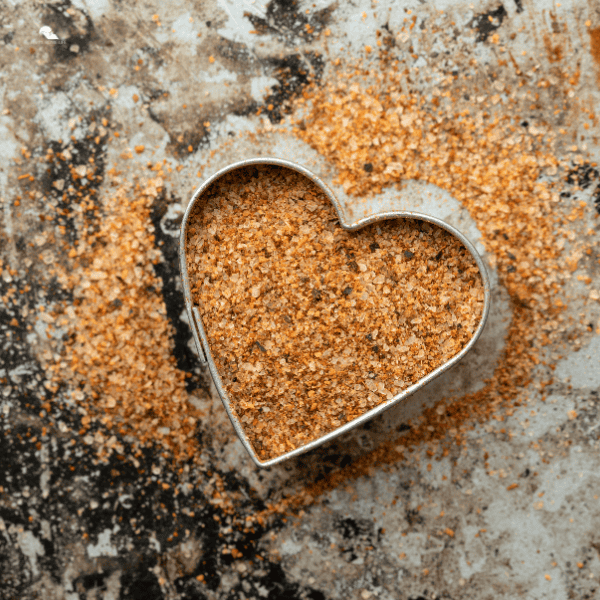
left=255, top=52, right=585, bottom=489
left=48, top=173, right=202, bottom=463
left=186, top=165, right=484, bottom=460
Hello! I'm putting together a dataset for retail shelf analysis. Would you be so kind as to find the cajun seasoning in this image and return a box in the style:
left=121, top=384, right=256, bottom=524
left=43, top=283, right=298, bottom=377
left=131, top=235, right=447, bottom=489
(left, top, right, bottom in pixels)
left=186, top=165, right=484, bottom=461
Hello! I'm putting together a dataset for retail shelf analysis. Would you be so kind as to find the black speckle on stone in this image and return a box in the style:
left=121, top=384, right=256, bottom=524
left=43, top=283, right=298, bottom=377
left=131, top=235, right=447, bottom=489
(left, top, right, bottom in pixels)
left=507, top=265, right=516, bottom=273
left=520, top=468, right=531, bottom=478
left=149, top=190, right=206, bottom=392
left=15, top=236, right=27, bottom=253
left=372, top=345, right=379, bottom=353
left=404, top=250, right=414, bottom=259
left=261, top=52, right=325, bottom=123
left=226, top=560, right=318, bottom=600
left=514, top=0, right=524, bottom=12
left=178, top=588, right=209, bottom=600
left=397, top=423, right=411, bottom=433
left=335, top=517, right=365, bottom=540
left=39, top=110, right=110, bottom=244
left=312, top=288, right=322, bottom=302
left=364, top=162, right=373, bottom=173
left=244, top=0, right=335, bottom=42
left=205, top=21, right=211, bottom=27
left=3, top=31, right=15, bottom=45
left=506, top=252, right=516, bottom=260
left=339, top=454, right=352, bottom=468
left=434, top=250, right=443, bottom=260
left=406, top=509, right=424, bottom=527
left=120, top=556, right=163, bottom=600
left=43, top=1, right=96, bottom=61
left=566, top=163, right=599, bottom=191
left=521, top=120, right=529, bottom=127
left=254, top=341, right=266, bottom=353
left=75, top=572, right=107, bottom=593
left=369, top=241, right=380, bottom=252
left=470, top=4, right=508, bottom=42
left=342, top=286, right=353, bottom=296
left=366, top=333, right=373, bottom=341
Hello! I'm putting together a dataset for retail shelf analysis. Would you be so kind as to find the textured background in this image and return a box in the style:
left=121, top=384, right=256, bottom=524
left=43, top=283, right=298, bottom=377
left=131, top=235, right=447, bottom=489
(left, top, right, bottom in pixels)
left=1, top=0, right=600, bottom=599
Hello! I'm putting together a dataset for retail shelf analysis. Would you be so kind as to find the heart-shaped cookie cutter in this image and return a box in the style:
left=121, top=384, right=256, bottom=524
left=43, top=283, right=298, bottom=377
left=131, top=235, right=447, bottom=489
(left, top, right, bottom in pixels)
left=179, top=158, right=491, bottom=468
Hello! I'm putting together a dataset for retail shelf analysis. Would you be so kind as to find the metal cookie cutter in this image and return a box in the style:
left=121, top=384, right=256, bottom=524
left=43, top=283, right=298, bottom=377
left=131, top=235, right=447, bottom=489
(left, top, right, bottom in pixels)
left=179, top=158, right=491, bottom=468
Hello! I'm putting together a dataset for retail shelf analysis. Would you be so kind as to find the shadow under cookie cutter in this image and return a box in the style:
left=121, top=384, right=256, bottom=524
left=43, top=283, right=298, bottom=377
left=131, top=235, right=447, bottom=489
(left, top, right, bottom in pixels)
left=179, top=157, right=491, bottom=468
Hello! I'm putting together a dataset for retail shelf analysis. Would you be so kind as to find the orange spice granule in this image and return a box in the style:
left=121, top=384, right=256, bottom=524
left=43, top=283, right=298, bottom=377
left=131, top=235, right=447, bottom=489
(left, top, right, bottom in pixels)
left=186, top=165, right=484, bottom=460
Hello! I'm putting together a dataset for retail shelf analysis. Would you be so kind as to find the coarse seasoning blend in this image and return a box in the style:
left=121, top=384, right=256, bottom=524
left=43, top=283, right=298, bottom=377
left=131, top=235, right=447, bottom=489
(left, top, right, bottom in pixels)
left=183, top=161, right=488, bottom=463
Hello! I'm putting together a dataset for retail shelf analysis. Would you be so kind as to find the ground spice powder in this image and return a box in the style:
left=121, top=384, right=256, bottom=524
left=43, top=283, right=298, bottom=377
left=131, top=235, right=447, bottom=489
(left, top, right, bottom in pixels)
left=186, top=165, right=484, bottom=461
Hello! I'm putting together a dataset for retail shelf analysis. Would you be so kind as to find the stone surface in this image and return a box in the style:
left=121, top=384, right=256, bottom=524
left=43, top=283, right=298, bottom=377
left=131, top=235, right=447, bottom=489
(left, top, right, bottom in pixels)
left=1, top=0, right=600, bottom=599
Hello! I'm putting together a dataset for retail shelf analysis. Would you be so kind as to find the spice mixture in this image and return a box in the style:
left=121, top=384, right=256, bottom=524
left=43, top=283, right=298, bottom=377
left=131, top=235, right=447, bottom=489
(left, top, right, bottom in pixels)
left=47, top=173, right=202, bottom=464
left=186, top=165, right=484, bottom=461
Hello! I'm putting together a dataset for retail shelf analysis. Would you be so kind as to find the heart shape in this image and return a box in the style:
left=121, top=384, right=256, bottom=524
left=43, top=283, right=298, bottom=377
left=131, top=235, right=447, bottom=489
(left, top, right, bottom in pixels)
left=180, top=158, right=490, bottom=467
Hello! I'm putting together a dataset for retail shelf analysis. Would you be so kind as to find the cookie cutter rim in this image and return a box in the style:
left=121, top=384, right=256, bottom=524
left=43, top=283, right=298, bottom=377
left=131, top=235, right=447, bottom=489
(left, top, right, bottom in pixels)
left=179, top=157, right=491, bottom=468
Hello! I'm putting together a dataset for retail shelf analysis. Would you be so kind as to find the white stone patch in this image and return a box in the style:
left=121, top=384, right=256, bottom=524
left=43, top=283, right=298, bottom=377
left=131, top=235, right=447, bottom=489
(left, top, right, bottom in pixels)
left=297, top=0, right=335, bottom=10
left=214, top=114, right=261, bottom=138
left=103, top=569, right=122, bottom=600
left=71, top=0, right=111, bottom=21
left=250, top=76, right=278, bottom=103
left=1, top=174, right=13, bottom=236
left=0, top=119, right=19, bottom=165
left=201, top=70, right=238, bottom=84
left=170, top=13, right=199, bottom=43
left=149, top=532, right=161, bottom=553
left=535, top=452, right=599, bottom=513
left=216, top=0, right=268, bottom=44
left=15, top=529, right=45, bottom=577
left=160, top=202, right=184, bottom=237
left=280, top=537, right=304, bottom=555
left=112, top=85, right=143, bottom=110
left=9, top=363, right=35, bottom=379
left=87, top=528, right=118, bottom=558
left=554, top=336, right=600, bottom=388
left=153, top=14, right=199, bottom=45
left=506, top=393, right=577, bottom=439
left=34, top=93, right=83, bottom=141
left=41, top=520, right=52, bottom=540
left=34, top=316, right=48, bottom=341
left=40, top=468, right=51, bottom=499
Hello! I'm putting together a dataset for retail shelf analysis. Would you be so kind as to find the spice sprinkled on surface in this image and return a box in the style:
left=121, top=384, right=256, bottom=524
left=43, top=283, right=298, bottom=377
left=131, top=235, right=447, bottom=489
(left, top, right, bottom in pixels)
left=48, top=174, right=203, bottom=463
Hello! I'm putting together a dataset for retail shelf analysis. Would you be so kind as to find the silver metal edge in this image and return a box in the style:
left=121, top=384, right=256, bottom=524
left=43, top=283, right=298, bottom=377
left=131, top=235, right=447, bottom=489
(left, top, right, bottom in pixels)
left=179, top=157, right=491, bottom=469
